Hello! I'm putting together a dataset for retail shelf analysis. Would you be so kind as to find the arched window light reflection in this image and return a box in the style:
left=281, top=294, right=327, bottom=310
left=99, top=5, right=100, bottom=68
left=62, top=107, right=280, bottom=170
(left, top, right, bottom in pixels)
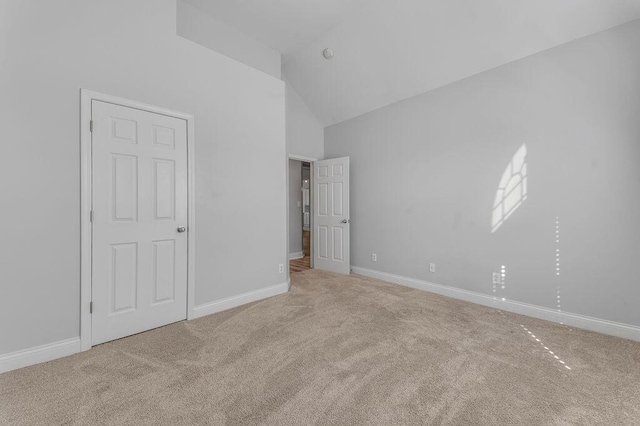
left=491, top=144, right=528, bottom=233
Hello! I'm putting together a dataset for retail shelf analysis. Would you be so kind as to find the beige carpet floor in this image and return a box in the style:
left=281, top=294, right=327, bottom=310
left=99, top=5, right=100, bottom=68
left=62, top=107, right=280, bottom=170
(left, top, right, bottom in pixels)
left=2, top=270, right=640, bottom=425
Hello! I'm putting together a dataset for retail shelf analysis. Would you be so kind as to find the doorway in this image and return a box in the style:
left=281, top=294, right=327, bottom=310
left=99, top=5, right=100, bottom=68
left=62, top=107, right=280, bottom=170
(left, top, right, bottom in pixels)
left=287, top=155, right=351, bottom=276
left=289, top=159, right=312, bottom=273
left=80, top=90, right=196, bottom=350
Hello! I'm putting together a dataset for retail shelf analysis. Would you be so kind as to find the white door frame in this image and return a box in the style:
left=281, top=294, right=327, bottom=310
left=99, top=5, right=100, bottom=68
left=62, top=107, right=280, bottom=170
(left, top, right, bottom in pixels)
left=287, top=154, right=316, bottom=273
left=80, top=89, right=196, bottom=351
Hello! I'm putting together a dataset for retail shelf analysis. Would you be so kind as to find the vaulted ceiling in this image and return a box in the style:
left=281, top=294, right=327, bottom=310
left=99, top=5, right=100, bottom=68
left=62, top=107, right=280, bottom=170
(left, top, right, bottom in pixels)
left=181, top=0, right=370, bottom=55
left=188, top=0, right=640, bottom=127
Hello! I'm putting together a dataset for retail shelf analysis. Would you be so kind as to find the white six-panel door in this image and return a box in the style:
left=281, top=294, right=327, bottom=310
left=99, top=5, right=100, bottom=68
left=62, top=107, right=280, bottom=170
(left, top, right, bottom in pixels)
left=313, top=157, right=350, bottom=274
left=91, top=101, right=188, bottom=345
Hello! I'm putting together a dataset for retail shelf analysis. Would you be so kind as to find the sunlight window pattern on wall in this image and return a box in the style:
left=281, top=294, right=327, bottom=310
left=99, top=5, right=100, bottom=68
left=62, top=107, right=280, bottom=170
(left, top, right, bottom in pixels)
left=491, top=144, right=527, bottom=233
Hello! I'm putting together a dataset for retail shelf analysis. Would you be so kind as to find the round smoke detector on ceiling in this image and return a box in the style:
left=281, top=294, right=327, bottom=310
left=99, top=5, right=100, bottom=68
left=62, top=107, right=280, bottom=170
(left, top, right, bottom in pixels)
left=322, top=48, right=334, bottom=60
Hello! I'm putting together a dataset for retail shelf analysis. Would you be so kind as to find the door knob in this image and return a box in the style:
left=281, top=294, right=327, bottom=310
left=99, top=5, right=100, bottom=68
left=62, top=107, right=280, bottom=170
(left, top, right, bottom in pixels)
left=177, top=226, right=187, bottom=233
left=341, top=219, right=350, bottom=224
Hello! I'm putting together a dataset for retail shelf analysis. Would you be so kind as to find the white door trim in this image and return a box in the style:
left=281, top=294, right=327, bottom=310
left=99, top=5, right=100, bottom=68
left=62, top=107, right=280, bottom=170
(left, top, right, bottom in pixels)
left=80, top=90, right=196, bottom=352
left=288, top=153, right=318, bottom=162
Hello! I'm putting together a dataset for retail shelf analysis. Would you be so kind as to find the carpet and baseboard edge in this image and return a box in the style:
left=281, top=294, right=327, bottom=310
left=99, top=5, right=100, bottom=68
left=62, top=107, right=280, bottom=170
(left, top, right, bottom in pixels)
left=193, top=279, right=290, bottom=319
left=4, top=270, right=635, bottom=375
left=0, top=338, right=82, bottom=374
left=0, top=280, right=291, bottom=374
left=351, top=266, right=640, bottom=342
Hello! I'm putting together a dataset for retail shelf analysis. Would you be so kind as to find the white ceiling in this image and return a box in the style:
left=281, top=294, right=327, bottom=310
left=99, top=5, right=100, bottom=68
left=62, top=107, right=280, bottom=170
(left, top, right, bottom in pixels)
left=181, top=0, right=370, bottom=55
left=186, top=0, right=640, bottom=127
left=283, top=0, right=640, bottom=126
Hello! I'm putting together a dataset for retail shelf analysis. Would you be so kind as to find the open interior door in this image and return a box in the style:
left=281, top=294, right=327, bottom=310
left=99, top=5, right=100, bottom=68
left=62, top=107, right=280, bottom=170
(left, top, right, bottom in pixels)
left=313, top=157, right=350, bottom=274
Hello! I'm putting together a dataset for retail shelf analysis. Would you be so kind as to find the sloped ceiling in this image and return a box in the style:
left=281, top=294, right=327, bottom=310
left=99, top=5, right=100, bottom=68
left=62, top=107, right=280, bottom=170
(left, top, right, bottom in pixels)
left=187, top=0, right=640, bottom=127
left=181, top=0, right=370, bottom=55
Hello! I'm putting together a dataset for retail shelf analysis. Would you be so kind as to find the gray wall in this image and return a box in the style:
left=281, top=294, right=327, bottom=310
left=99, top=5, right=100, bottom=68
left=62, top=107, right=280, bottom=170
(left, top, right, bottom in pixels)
left=0, top=0, right=286, bottom=355
left=325, top=20, right=640, bottom=327
left=289, top=160, right=303, bottom=255
left=285, top=77, right=325, bottom=160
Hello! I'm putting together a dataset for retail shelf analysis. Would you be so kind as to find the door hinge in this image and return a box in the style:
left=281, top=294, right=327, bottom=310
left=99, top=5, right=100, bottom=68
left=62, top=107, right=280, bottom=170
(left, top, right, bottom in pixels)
left=89, top=120, right=94, bottom=132
left=90, top=210, right=94, bottom=222
left=89, top=301, right=93, bottom=314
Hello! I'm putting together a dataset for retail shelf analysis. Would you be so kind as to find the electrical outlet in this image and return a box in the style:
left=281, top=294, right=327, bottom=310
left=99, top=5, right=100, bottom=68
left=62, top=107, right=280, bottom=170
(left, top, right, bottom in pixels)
left=429, top=263, right=436, bottom=273
left=372, top=253, right=377, bottom=262
left=297, top=201, right=301, bottom=208
left=492, top=272, right=501, bottom=284
left=278, top=264, right=284, bottom=273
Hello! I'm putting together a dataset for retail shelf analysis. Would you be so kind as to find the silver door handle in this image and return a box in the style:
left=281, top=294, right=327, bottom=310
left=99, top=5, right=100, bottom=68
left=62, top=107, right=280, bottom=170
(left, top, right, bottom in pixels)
left=177, top=226, right=187, bottom=233
left=341, top=219, right=350, bottom=224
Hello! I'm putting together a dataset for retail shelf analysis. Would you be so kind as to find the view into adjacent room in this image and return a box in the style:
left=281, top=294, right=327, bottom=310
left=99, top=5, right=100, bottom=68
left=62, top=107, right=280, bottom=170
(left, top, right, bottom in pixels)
left=289, top=160, right=312, bottom=273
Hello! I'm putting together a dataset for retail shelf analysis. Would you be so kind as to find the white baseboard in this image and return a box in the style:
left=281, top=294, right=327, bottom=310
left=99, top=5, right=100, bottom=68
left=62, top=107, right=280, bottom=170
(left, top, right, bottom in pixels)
left=0, top=337, right=81, bottom=374
left=1, top=280, right=292, bottom=374
left=194, top=280, right=290, bottom=319
left=289, top=252, right=304, bottom=260
left=351, top=266, right=640, bottom=342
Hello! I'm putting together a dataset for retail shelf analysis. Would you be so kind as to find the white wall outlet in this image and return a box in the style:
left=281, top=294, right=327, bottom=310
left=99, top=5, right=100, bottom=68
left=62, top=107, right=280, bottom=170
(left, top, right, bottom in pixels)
left=297, top=201, right=301, bottom=208
left=429, top=263, right=436, bottom=273
left=278, top=263, right=285, bottom=273
left=492, top=272, right=501, bottom=284
left=372, top=253, right=377, bottom=262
